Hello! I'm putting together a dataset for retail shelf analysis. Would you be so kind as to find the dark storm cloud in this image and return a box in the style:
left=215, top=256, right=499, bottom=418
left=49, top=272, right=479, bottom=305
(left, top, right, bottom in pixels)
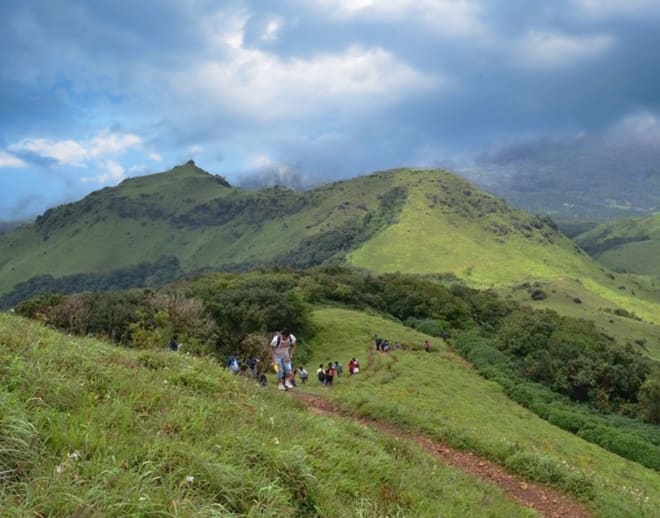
left=1, top=0, right=660, bottom=218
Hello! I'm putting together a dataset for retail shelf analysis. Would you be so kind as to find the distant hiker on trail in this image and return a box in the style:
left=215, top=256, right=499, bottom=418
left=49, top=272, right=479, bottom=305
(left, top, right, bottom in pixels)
left=168, top=335, right=179, bottom=352
left=227, top=354, right=240, bottom=374
left=299, top=367, right=309, bottom=384
left=325, top=362, right=336, bottom=386
left=270, top=328, right=296, bottom=391
left=317, top=364, right=326, bottom=385
left=423, top=340, right=431, bottom=353
left=334, top=360, right=343, bottom=377
left=348, top=357, right=360, bottom=375
left=373, top=334, right=383, bottom=351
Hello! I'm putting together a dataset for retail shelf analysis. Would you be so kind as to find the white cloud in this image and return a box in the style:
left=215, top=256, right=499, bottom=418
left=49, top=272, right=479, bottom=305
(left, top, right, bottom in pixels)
left=607, top=111, right=660, bottom=144
left=248, top=154, right=275, bottom=169
left=0, top=151, right=27, bottom=168
left=188, top=145, right=203, bottom=157
left=88, top=132, right=142, bottom=158
left=305, top=0, right=487, bottom=37
left=148, top=152, right=163, bottom=162
left=574, top=0, right=660, bottom=18
left=9, top=138, right=87, bottom=165
left=514, top=30, right=614, bottom=69
left=261, top=17, right=283, bottom=42
left=81, top=160, right=126, bottom=185
left=180, top=42, right=439, bottom=122
left=8, top=131, right=143, bottom=166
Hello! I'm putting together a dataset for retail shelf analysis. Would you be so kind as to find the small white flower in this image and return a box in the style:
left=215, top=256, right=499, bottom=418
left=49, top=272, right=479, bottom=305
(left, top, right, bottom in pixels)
left=55, top=464, right=65, bottom=474
left=139, top=496, right=147, bottom=502
left=273, top=438, right=280, bottom=445
left=164, top=379, right=168, bottom=384
left=269, top=417, right=275, bottom=425
left=185, top=475, right=195, bottom=484
left=67, top=451, right=81, bottom=461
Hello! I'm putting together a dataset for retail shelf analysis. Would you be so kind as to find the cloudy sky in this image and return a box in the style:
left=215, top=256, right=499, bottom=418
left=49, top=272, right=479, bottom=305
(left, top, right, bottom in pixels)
left=1, top=0, right=660, bottom=219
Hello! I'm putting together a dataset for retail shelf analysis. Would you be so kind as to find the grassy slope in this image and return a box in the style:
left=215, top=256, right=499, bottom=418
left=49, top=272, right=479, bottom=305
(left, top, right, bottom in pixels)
left=348, top=169, right=660, bottom=327
left=0, top=312, right=534, bottom=518
left=575, top=213, right=660, bottom=276
left=306, top=307, right=660, bottom=518
left=1, top=165, right=658, bottom=351
left=498, top=278, right=660, bottom=361
left=0, top=164, right=394, bottom=293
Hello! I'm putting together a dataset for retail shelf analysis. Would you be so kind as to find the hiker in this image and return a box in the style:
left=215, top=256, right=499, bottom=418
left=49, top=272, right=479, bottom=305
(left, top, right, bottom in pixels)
left=423, top=339, right=431, bottom=353
left=227, top=354, right=240, bottom=374
left=334, top=360, right=343, bottom=377
left=373, top=334, right=383, bottom=351
left=317, top=364, right=326, bottom=385
left=167, top=335, right=179, bottom=352
left=270, top=328, right=296, bottom=391
left=348, top=357, right=360, bottom=375
left=299, top=367, right=309, bottom=384
left=325, top=362, right=336, bottom=386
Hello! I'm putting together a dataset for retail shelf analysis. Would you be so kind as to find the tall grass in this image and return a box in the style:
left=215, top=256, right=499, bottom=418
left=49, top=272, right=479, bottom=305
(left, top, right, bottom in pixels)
left=0, top=313, right=532, bottom=517
left=306, top=307, right=660, bottom=518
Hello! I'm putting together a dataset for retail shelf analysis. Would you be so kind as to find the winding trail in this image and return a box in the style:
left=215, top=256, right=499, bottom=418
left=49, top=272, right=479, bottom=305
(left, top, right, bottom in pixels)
left=287, top=349, right=593, bottom=518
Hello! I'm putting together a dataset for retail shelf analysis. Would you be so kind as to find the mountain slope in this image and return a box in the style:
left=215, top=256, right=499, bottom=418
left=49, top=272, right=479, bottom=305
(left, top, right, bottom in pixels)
left=307, top=306, right=660, bottom=517
left=2, top=307, right=659, bottom=517
left=0, top=312, right=537, bottom=517
left=0, top=162, right=405, bottom=294
left=574, top=213, right=660, bottom=276
left=1, top=164, right=658, bottom=325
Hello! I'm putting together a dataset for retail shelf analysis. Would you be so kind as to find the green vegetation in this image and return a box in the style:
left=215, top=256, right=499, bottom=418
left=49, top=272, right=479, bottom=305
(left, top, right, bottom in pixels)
left=575, top=213, right=660, bottom=276
left=2, top=164, right=658, bottom=333
left=306, top=307, right=660, bottom=517
left=15, top=269, right=660, bottom=462
left=1, top=313, right=537, bottom=517
left=0, top=256, right=183, bottom=309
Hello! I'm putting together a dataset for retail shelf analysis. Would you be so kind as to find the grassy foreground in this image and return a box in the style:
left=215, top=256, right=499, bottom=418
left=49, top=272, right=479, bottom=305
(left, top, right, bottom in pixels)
left=306, top=307, right=660, bottom=518
left=0, top=312, right=534, bottom=517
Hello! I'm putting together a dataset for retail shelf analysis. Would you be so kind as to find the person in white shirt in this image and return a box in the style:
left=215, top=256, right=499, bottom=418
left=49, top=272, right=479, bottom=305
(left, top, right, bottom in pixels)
left=270, top=328, right=296, bottom=390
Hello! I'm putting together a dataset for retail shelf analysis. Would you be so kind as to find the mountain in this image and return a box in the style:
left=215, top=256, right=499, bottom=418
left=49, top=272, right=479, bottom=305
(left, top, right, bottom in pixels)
left=1, top=162, right=658, bottom=324
left=574, top=213, right=660, bottom=276
left=0, top=220, right=25, bottom=235
left=463, top=134, right=660, bottom=222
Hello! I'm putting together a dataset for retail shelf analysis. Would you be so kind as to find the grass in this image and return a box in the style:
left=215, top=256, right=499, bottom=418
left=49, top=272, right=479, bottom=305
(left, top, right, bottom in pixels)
left=0, top=312, right=536, bottom=517
left=575, top=213, right=660, bottom=276
left=304, top=307, right=660, bottom=518
left=1, top=166, right=659, bottom=349
left=498, top=278, right=660, bottom=361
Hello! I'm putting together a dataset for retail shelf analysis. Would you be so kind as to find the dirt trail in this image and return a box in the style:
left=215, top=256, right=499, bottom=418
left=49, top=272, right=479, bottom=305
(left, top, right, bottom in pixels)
left=287, top=387, right=593, bottom=518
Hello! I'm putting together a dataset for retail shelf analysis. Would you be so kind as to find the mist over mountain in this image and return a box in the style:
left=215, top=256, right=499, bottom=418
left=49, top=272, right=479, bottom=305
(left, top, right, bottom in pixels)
left=0, top=220, right=25, bottom=235
left=463, top=125, right=660, bottom=221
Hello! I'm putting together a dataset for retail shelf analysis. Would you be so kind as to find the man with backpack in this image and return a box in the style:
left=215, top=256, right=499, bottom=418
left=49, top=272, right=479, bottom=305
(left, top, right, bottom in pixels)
left=270, top=328, right=297, bottom=391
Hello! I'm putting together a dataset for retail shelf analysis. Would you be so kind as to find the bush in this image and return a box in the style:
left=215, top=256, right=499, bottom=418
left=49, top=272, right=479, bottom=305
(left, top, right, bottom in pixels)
left=577, top=426, right=660, bottom=471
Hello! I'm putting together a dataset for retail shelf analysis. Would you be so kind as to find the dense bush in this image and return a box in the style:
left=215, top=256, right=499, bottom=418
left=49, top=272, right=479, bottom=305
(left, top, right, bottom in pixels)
left=0, top=256, right=182, bottom=309
left=11, top=267, right=660, bottom=466
left=454, top=330, right=660, bottom=471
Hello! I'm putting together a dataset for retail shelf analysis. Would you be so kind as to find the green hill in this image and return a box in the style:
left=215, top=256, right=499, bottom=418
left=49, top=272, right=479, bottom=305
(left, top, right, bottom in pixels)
left=575, top=213, right=660, bottom=276
left=1, top=162, right=658, bottom=326
left=2, top=306, right=659, bottom=517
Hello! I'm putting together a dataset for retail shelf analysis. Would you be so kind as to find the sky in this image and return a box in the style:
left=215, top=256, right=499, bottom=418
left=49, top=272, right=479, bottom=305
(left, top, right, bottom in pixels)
left=1, top=0, right=660, bottom=219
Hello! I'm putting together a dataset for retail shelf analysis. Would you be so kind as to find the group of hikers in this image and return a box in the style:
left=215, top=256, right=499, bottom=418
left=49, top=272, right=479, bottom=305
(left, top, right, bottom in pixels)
left=315, top=357, right=361, bottom=386
left=373, top=335, right=432, bottom=353
left=188, top=326, right=432, bottom=391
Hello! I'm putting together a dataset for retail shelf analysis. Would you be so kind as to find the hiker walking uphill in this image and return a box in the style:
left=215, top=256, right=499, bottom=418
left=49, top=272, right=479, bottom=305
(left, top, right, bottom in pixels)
left=270, top=328, right=296, bottom=391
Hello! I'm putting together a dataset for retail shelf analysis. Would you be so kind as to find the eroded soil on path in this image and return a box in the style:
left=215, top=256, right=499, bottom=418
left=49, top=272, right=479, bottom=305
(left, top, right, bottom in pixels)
left=287, top=389, right=593, bottom=518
